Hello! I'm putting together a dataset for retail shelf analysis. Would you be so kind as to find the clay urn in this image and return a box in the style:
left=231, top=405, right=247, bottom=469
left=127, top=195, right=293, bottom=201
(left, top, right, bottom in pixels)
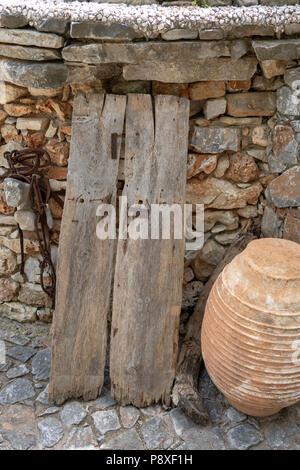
left=201, top=238, right=300, bottom=417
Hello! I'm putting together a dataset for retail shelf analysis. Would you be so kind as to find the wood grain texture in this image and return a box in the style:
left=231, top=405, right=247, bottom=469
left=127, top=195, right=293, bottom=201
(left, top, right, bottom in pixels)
left=49, top=93, right=126, bottom=405
left=110, top=94, right=190, bottom=407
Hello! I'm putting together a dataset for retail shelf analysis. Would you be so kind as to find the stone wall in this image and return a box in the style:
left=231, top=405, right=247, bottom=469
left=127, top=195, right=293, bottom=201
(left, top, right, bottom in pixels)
left=0, top=12, right=300, bottom=322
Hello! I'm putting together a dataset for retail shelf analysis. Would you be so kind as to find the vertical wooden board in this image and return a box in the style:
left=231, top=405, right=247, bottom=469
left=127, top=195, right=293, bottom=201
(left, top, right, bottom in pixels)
left=110, top=94, right=190, bottom=407
left=49, top=93, right=126, bottom=404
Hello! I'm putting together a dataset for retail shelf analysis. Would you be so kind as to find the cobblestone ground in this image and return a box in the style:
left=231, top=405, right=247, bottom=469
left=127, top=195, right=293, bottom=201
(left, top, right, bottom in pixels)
left=0, top=317, right=300, bottom=450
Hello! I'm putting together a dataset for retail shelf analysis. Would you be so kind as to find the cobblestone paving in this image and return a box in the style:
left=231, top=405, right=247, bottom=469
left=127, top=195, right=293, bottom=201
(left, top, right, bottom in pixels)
left=0, top=317, right=299, bottom=450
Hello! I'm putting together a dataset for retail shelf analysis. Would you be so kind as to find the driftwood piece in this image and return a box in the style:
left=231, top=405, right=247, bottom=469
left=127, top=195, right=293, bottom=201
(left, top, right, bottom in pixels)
left=172, top=232, right=257, bottom=424
left=110, top=94, right=190, bottom=408
left=49, top=93, right=126, bottom=404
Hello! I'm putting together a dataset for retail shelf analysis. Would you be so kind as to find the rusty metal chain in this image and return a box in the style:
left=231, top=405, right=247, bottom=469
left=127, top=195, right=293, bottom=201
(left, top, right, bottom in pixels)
left=0, top=148, right=64, bottom=308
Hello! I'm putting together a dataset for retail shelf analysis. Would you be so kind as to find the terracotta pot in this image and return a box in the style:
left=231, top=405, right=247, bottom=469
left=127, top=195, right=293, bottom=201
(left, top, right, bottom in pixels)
left=202, top=238, right=300, bottom=417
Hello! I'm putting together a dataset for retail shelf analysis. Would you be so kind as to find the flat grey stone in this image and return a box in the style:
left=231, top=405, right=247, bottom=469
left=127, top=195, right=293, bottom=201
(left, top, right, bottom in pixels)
left=120, top=406, right=140, bottom=428
left=225, top=407, right=247, bottom=423
left=190, top=126, right=240, bottom=154
left=266, top=166, right=300, bottom=208
left=62, top=41, right=230, bottom=65
left=7, top=345, right=36, bottom=363
left=227, top=423, right=264, bottom=450
left=203, top=399, right=223, bottom=423
left=123, top=58, right=257, bottom=83
left=93, top=389, right=116, bottom=409
left=141, top=416, right=170, bottom=449
left=71, top=22, right=143, bottom=40
left=38, top=417, right=64, bottom=448
left=0, top=378, right=35, bottom=405
left=92, top=410, right=121, bottom=435
left=0, top=28, right=64, bottom=48
left=0, top=59, right=69, bottom=90
left=35, top=18, right=68, bottom=35
left=252, top=39, right=300, bottom=61
left=183, top=426, right=225, bottom=450
left=66, top=63, right=121, bottom=84
left=261, top=205, right=282, bottom=238
left=264, top=423, right=290, bottom=449
left=6, top=364, right=29, bottom=379
left=6, top=336, right=30, bottom=346
left=61, top=402, right=87, bottom=426
left=0, top=358, right=12, bottom=372
left=31, top=349, right=51, bottom=381
left=161, top=29, right=198, bottom=40
left=101, top=429, right=144, bottom=450
left=64, top=426, right=98, bottom=450
left=277, top=86, right=300, bottom=117
left=0, top=405, right=36, bottom=450
left=0, top=45, right=61, bottom=61
left=36, top=385, right=54, bottom=406
left=169, top=408, right=196, bottom=438
left=0, top=14, right=27, bottom=28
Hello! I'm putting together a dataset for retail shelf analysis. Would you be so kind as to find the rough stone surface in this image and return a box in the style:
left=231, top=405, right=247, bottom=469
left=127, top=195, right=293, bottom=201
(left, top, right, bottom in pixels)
left=0, top=45, right=61, bottom=62
left=31, top=349, right=51, bottom=381
left=58, top=402, right=86, bottom=428
left=6, top=364, right=29, bottom=379
left=7, top=345, right=36, bottom=363
left=0, top=378, right=35, bottom=405
left=0, top=405, right=36, bottom=450
left=1, top=302, right=37, bottom=323
left=0, top=278, right=19, bottom=302
left=272, top=124, right=298, bottom=169
left=253, top=40, right=300, bottom=61
left=64, top=426, right=98, bottom=450
left=189, top=81, right=225, bottom=100
left=123, top=58, right=257, bottom=83
left=204, top=98, right=227, bottom=120
left=264, top=423, right=289, bottom=449
left=38, top=417, right=64, bottom=448
left=277, top=86, right=300, bottom=116
left=0, top=59, right=68, bottom=90
left=0, top=82, right=27, bottom=104
left=226, top=153, right=259, bottom=183
left=226, top=424, right=264, bottom=450
left=141, top=416, right=170, bottom=449
left=92, top=389, right=116, bottom=409
left=120, top=406, right=140, bottom=428
left=189, top=127, right=240, bottom=154
left=283, top=213, right=300, bottom=244
left=62, top=41, right=230, bottom=65
left=184, top=427, right=225, bottom=450
left=0, top=28, right=64, bottom=48
left=187, top=154, right=218, bottom=178
left=92, top=410, right=121, bottom=435
left=227, top=92, right=276, bottom=117
left=18, top=283, right=52, bottom=308
left=101, top=429, right=144, bottom=450
left=267, top=167, right=300, bottom=207
left=161, top=29, right=198, bottom=40
left=187, top=178, right=262, bottom=209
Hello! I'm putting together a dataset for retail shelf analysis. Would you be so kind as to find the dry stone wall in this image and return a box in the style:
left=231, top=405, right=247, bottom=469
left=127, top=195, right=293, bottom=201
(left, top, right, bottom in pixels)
left=0, top=5, right=300, bottom=322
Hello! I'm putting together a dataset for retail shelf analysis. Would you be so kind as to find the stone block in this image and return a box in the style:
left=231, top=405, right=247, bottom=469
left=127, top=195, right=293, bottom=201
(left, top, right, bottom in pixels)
left=0, top=28, right=64, bottom=48
left=227, top=92, right=276, bottom=117
left=190, top=126, right=240, bottom=154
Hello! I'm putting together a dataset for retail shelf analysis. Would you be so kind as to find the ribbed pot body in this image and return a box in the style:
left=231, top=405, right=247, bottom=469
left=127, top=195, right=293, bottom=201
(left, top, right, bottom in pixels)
left=202, top=238, right=300, bottom=417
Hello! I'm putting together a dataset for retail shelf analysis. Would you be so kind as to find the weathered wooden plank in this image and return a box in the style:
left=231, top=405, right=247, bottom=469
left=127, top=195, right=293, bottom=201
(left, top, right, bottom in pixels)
left=110, top=94, right=190, bottom=407
left=49, top=93, right=126, bottom=404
